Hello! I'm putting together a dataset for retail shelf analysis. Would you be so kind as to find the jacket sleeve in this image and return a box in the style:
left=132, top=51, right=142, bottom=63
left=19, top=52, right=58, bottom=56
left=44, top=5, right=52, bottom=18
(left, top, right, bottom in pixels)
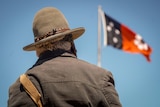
left=8, top=78, right=37, bottom=107
left=101, top=72, right=122, bottom=107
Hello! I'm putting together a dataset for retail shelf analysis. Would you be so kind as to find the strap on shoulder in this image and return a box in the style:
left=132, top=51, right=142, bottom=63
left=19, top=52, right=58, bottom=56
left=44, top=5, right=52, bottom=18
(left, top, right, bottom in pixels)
left=20, top=74, right=43, bottom=107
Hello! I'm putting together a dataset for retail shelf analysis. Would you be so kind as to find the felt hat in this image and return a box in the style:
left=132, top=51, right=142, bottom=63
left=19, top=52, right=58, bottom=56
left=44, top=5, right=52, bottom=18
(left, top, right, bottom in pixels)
left=23, top=7, right=85, bottom=51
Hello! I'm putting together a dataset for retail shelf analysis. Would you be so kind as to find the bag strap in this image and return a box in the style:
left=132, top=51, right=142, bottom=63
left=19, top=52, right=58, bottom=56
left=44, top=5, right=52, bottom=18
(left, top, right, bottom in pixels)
left=20, top=74, right=43, bottom=107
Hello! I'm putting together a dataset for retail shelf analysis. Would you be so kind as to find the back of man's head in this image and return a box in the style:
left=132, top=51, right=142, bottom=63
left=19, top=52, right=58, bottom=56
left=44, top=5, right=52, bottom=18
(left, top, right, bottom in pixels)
left=36, top=34, right=77, bottom=57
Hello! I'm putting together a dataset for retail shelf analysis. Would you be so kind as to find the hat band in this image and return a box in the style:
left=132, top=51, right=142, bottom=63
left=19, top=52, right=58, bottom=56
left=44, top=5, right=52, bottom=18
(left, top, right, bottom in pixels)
left=34, top=28, right=70, bottom=42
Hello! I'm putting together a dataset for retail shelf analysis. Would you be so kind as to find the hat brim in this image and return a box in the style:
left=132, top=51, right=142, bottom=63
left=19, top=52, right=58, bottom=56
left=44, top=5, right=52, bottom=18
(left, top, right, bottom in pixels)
left=23, top=27, right=85, bottom=51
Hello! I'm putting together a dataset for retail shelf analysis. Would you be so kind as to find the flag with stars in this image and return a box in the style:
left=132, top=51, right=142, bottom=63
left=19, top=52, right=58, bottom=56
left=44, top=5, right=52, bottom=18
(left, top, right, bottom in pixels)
left=103, top=13, right=152, bottom=62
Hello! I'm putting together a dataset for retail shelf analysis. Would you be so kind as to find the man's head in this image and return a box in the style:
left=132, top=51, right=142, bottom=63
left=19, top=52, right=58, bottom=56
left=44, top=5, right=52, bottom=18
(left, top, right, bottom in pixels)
left=23, top=7, right=85, bottom=56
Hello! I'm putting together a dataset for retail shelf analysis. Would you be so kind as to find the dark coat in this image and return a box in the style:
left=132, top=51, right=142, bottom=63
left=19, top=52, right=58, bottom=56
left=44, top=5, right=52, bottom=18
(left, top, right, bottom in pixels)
left=8, top=50, right=122, bottom=107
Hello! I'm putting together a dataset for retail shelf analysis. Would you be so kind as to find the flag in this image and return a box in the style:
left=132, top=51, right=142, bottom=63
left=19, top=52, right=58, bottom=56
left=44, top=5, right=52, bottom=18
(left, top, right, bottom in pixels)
left=102, top=12, right=152, bottom=62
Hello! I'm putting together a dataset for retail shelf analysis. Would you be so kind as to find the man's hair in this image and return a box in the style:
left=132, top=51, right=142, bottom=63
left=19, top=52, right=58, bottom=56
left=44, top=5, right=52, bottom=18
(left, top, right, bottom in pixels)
left=36, top=34, right=77, bottom=57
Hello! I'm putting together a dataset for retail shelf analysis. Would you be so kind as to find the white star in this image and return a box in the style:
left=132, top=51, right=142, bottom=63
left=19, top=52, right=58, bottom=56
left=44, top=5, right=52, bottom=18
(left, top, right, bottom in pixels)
left=113, top=37, right=118, bottom=43
left=137, top=44, right=143, bottom=50
left=109, top=22, right=114, bottom=27
left=115, top=29, right=120, bottom=35
left=143, top=43, right=148, bottom=50
left=135, top=34, right=142, bottom=40
left=134, top=39, right=139, bottom=45
left=107, top=25, right=112, bottom=32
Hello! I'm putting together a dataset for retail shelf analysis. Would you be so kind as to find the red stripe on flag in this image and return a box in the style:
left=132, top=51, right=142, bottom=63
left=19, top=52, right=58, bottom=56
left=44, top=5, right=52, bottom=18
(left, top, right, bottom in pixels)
left=121, top=24, right=152, bottom=62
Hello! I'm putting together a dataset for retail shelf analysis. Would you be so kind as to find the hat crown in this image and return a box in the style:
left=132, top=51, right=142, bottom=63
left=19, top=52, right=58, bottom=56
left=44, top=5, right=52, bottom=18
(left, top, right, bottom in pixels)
left=33, top=7, right=69, bottom=38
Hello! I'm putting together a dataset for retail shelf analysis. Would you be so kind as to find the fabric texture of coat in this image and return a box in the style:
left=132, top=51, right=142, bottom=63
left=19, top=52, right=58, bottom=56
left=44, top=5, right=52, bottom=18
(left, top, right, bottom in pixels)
left=8, top=50, right=122, bottom=107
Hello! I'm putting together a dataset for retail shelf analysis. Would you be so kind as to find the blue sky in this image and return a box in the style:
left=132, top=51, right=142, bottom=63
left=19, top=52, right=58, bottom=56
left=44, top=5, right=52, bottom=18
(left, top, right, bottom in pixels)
left=1, top=0, right=160, bottom=107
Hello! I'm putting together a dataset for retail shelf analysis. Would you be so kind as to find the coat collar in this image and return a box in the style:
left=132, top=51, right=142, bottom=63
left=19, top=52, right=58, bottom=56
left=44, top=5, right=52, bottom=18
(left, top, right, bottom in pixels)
left=30, top=49, right=76, bottom=69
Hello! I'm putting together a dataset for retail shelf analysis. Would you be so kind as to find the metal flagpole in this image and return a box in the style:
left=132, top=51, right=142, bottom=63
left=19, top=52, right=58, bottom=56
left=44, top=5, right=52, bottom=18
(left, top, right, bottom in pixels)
left=97, top=5, right=102, bottom=67
left=97, top=6, right=108, bottom=67
left=100, top=7, right=108, bottom=46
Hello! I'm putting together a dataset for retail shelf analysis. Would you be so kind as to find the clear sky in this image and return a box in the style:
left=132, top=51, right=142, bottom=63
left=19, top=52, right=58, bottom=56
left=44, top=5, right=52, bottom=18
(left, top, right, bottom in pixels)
left=1, top=0, right=160, bottom=107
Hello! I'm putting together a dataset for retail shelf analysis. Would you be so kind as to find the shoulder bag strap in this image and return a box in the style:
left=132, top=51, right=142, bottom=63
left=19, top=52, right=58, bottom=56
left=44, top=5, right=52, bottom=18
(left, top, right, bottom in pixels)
left=20, top=74, right=43, bottom=107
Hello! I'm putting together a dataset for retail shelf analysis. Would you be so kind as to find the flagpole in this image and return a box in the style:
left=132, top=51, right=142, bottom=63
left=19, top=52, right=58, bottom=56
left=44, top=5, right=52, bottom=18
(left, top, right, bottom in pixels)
left=102, top=12, right=107, bottom=46
left=99, top=7, right=107, bottom=46
left=97, top=5, right=102, bottom=67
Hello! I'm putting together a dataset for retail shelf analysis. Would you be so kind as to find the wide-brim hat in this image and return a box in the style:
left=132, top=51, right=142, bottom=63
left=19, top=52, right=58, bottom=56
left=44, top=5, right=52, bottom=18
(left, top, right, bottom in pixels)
left=23, top=7, right=85, bottom=51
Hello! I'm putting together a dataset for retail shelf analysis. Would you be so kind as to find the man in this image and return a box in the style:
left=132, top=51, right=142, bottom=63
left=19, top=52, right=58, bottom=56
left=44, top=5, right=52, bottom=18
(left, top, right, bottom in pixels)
left=8, top=7, right=122, bottom=107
